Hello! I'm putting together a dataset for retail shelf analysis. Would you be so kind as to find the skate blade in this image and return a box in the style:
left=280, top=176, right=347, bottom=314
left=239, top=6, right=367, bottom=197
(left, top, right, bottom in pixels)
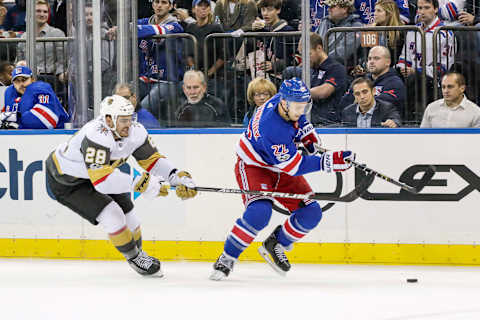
left=143, top=270, right=164, bottom=278
left=257, top=245, right=287, bottom=277
left=209, top=270, right=227, bottom=281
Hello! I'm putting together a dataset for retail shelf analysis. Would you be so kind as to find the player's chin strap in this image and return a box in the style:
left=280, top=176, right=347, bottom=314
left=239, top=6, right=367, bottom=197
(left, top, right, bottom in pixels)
left=280, top=100, right=294, bottom=122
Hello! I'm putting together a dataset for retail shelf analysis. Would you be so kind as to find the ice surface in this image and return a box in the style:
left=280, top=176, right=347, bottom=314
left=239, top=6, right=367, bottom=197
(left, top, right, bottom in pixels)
left=1, top=259, right=480, bottom=320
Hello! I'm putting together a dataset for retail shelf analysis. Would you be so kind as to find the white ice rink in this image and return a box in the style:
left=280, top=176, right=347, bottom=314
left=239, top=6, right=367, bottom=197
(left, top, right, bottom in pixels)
left=1, top=259, right=480, bottom=320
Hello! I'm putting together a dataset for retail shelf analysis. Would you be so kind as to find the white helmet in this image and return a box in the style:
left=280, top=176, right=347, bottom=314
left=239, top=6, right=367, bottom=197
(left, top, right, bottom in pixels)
left=100, top=95, right=136, bottom=135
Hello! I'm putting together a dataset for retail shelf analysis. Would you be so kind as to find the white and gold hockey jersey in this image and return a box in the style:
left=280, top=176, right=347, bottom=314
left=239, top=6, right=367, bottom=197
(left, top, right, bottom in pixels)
left=47, top=118, right=175, bottom=194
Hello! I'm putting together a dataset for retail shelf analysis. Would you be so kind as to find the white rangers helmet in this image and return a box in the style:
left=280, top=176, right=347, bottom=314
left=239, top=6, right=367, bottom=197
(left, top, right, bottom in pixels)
left=100, top=95, right=136, bottom=133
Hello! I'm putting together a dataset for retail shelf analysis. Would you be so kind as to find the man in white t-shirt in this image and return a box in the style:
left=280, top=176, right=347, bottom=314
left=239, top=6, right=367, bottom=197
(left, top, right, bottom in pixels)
left=421, top=72, right=480, bottom=128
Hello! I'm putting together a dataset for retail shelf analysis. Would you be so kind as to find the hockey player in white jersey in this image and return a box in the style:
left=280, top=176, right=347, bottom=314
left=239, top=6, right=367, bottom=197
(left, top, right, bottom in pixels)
left=45, top=95, right=197, bottom=276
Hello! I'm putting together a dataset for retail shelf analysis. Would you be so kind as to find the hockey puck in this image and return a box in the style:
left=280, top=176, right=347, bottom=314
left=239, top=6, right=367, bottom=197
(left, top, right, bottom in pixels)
left=406, top=278, right=418, bottom=283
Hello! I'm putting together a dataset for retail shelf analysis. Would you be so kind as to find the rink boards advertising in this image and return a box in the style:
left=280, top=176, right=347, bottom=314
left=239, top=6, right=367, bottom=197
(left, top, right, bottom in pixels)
left=0, top=128, right=479, bottom=265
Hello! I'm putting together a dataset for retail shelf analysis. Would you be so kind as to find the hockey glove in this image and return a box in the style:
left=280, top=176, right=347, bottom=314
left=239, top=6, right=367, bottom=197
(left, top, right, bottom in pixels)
left=133, top=172, right=169, bottom=199
left=0, top=112, right=19, bottom=129
left=169, top=170, right=197, bottom=200
left=297, top=118, right=321, bottom=155
left=320, top=150, right=355, bottom=173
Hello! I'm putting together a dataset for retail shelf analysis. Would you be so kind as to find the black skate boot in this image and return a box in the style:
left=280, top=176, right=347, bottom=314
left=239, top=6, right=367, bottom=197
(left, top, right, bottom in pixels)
left=128, top=251, right=163, bottom=277
left=258, top=225, right=291, bottom=276
left=209, top=252, right=235, bottom=281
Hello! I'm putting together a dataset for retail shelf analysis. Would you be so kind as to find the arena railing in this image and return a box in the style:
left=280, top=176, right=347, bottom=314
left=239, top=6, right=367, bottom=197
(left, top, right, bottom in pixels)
left=432, top=25, right=480, bottom=106
left=204, top=31, right=301, bottom=125
left=0, top=36, right=73, bottom=115
left=137, top=33, right=198, bottom=128
left=325, top=25, right=427, bottom=126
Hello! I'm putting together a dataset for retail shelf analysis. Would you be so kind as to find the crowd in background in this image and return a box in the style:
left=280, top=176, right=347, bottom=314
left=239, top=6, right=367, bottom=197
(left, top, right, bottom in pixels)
left=0, top=0, right=479, bottom=129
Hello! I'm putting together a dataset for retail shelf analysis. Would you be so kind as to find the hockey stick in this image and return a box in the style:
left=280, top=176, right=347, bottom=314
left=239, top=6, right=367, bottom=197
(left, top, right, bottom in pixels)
left=189, top=173, right=374, bottom=202
left=318, top=147, right=436, bottom=194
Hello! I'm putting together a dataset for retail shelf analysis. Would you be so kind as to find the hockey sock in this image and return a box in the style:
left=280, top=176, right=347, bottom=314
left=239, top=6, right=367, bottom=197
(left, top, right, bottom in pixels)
left=276, top=202, right=322, bottom=248
left=125, top=211, right=142, bottom=249
left=224, top=200, right=272, bottom=258
left=132, top=227, right=142, bottom=250
left=109, top=226, right=139, bottom=260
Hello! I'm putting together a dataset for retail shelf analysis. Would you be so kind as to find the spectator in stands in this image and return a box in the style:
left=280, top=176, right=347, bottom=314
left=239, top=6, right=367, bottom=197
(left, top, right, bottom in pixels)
left=341, top=77, right=401, bottom=127
left=134, top=0, right=185, bottom=121
left=0, top=61, right=14, bottom=86
left=113, top=83, right=160, bottom=129
left=443, top=1, right=480, bottom=106
left=258, top=0, right=299, bottom=29
left=139, top=0, right=155, bottom=19
left=315, top=0, right=363, bottom=66
left=355, top=0, right=410, bottom=24
left=421, top=72, right=480, bottom=127
left=242, top=76, right=277, bottom=125
left=0, top=1, right=7, bottom=27
left=284, top=33, right=348, bottom=126
left=369, top=0, right=406, bottom=61
left=85, top=2, right=114, bottom=71
left=310, top=0, right=329, bottom=30
left=52, top=0, right=67, bottom=34
left=278, top=0, right=300, bottom=29
left=0, top=66, right=69, bottom=129
left=175, top=70, right=231, bottom=127
left=176, top=0, right=226, bottom=76
left=396, top=0, right=455, bottom=118
left=2, top=0, right=26, bottom=32
left=241, top=0, right=295, bottom=82
left=16, top=0, right=66, bottom=89
left=175, top=0, right=194, bottom=14
left=214, top=0, right=257, bottom=33
left=340, top=46, right=406, bottom=114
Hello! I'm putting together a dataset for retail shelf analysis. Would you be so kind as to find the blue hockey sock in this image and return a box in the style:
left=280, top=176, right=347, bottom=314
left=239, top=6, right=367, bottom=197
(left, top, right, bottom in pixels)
left=276, top=202, right=322, bottom=248
left=224, top=200, right=272, bottom=258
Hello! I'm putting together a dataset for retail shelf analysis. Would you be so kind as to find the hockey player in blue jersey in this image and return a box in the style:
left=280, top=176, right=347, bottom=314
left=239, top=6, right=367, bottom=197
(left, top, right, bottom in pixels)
left=0, top=66, right=69, bottom=129
left=210, top=78, right=355, bottom=280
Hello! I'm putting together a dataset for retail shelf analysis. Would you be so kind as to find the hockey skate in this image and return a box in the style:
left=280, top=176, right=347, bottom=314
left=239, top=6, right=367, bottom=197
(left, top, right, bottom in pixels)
left=209, top=253, right=235, bottom=281
left=258, top=225, right=291, bottom=276
left=128, top=250, right=163, bottom=277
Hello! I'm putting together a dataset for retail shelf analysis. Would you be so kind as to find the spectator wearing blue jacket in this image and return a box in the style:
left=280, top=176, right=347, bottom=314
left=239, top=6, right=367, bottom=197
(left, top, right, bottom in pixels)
left=340, top=46, right=405, bottom=115
left=1, top=66, right=69, bottom=129
left=2, top=0, right=26, bottom=32
left=113, top=83, right=160, bottom=129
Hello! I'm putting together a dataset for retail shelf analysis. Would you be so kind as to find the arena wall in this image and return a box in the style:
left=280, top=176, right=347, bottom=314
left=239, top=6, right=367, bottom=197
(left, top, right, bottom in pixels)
left=0, top=128, right=479, bottom=265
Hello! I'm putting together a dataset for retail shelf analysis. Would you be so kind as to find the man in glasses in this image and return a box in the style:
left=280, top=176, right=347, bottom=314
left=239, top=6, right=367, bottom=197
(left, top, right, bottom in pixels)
left=210, top=78, right=355, bottom=280
left=113, top=83, right=160, bottom=128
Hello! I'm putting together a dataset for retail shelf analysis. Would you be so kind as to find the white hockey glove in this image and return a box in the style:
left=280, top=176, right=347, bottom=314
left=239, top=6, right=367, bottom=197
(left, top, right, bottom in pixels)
left=0, top=112, right=19, bottom=129
left=297, top=117, right=321, bottom=155
left=168, top=170, right=197, bottom=200
left=320, top=150, right=355, bottom=173
left=133, top=172, right=169, bottom=199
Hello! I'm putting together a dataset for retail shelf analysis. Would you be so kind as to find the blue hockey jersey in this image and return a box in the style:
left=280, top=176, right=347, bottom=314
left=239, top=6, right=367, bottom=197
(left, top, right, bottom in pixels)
left=3, top=81, right=69, bottom=129
left=355, top=0, right=410, bottom=24
left=310, top=0, right=329, bottom=31
left=137, top=18, right=184, bottom=83
left=236, top=94, right=321, bottom=176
